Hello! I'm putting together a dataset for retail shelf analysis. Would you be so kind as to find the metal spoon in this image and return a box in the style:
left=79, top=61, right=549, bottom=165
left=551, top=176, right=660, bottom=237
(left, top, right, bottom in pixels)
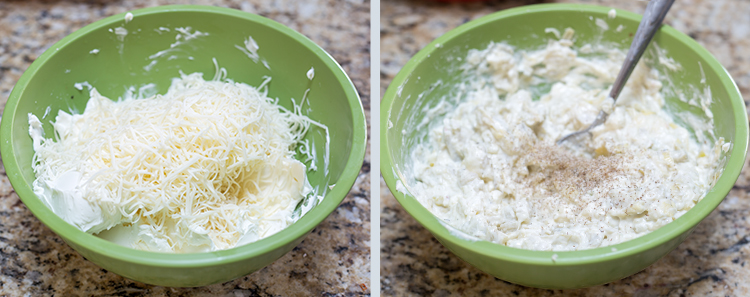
left=556, top=0, right=675, bottom=145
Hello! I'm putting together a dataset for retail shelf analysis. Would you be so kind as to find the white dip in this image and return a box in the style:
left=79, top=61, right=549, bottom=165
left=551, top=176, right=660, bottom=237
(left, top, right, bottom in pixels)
left=407, top=29, right=727, bottom=251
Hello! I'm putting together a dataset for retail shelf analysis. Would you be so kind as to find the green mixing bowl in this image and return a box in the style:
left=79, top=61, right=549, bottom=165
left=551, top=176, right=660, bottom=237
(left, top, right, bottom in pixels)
left=381, top=4, right=748, bottom=289
left=0, top=5, right=366, bottom=287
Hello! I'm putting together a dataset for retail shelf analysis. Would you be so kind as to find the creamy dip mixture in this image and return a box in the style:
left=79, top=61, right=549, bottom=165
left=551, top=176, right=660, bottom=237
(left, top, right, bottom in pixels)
left=407, top=29, right=727, bottom=251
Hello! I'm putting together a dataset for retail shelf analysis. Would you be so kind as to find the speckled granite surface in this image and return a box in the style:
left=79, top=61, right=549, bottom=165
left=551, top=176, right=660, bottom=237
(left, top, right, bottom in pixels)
left=381, top=0, right=750, bottom=296
left=0, top=0, right=370, bottom=296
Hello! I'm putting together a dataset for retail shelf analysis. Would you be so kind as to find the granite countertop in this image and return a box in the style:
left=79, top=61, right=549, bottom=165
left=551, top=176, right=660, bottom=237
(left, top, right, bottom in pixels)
left=381, top=0, right=750, bottom=296
left=0, top=0, right=370, bottom=296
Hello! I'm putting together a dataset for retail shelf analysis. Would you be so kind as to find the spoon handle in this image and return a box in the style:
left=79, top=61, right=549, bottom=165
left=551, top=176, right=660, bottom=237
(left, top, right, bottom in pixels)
left=556, top=0, right=674, bottom=146
left=609, top=0, right=675, bottom=102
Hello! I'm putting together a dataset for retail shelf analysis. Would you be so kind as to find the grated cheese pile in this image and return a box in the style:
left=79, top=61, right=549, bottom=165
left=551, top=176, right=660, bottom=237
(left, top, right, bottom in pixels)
left=29, top=72, right=320, bottom=253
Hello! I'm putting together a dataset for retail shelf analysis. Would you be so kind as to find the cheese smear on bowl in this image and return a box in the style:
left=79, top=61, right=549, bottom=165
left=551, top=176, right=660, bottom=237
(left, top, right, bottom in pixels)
left=406, top=29, right=728, bottom=251
left=28, top=71, right=321, bottom=253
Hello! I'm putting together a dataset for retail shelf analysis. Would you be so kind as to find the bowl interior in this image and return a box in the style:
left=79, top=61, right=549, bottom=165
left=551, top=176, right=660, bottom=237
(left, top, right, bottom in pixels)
left=381, top=3, right=747, bottom=288
left=1, top=5, right=366, bottom=285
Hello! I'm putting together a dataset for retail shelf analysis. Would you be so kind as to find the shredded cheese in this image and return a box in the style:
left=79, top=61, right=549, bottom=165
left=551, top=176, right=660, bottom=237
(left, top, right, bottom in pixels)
left=235, top=36, right=260, bottom=63
left=30, top=69, right=325, bottom=252
left=307, top=67, right=315, bottom=80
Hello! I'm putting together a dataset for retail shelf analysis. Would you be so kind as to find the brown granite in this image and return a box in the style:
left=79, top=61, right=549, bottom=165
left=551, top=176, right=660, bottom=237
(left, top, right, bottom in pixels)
left=380, top=0, right=750, bottom=296
left=0, top=0, right=370, bottom=296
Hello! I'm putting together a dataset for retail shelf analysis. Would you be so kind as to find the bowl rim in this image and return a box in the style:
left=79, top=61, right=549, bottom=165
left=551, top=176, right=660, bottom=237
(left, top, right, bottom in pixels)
left=381, top=3, right=749, bottom=267
left=0, top=5, right=367, bottom=267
